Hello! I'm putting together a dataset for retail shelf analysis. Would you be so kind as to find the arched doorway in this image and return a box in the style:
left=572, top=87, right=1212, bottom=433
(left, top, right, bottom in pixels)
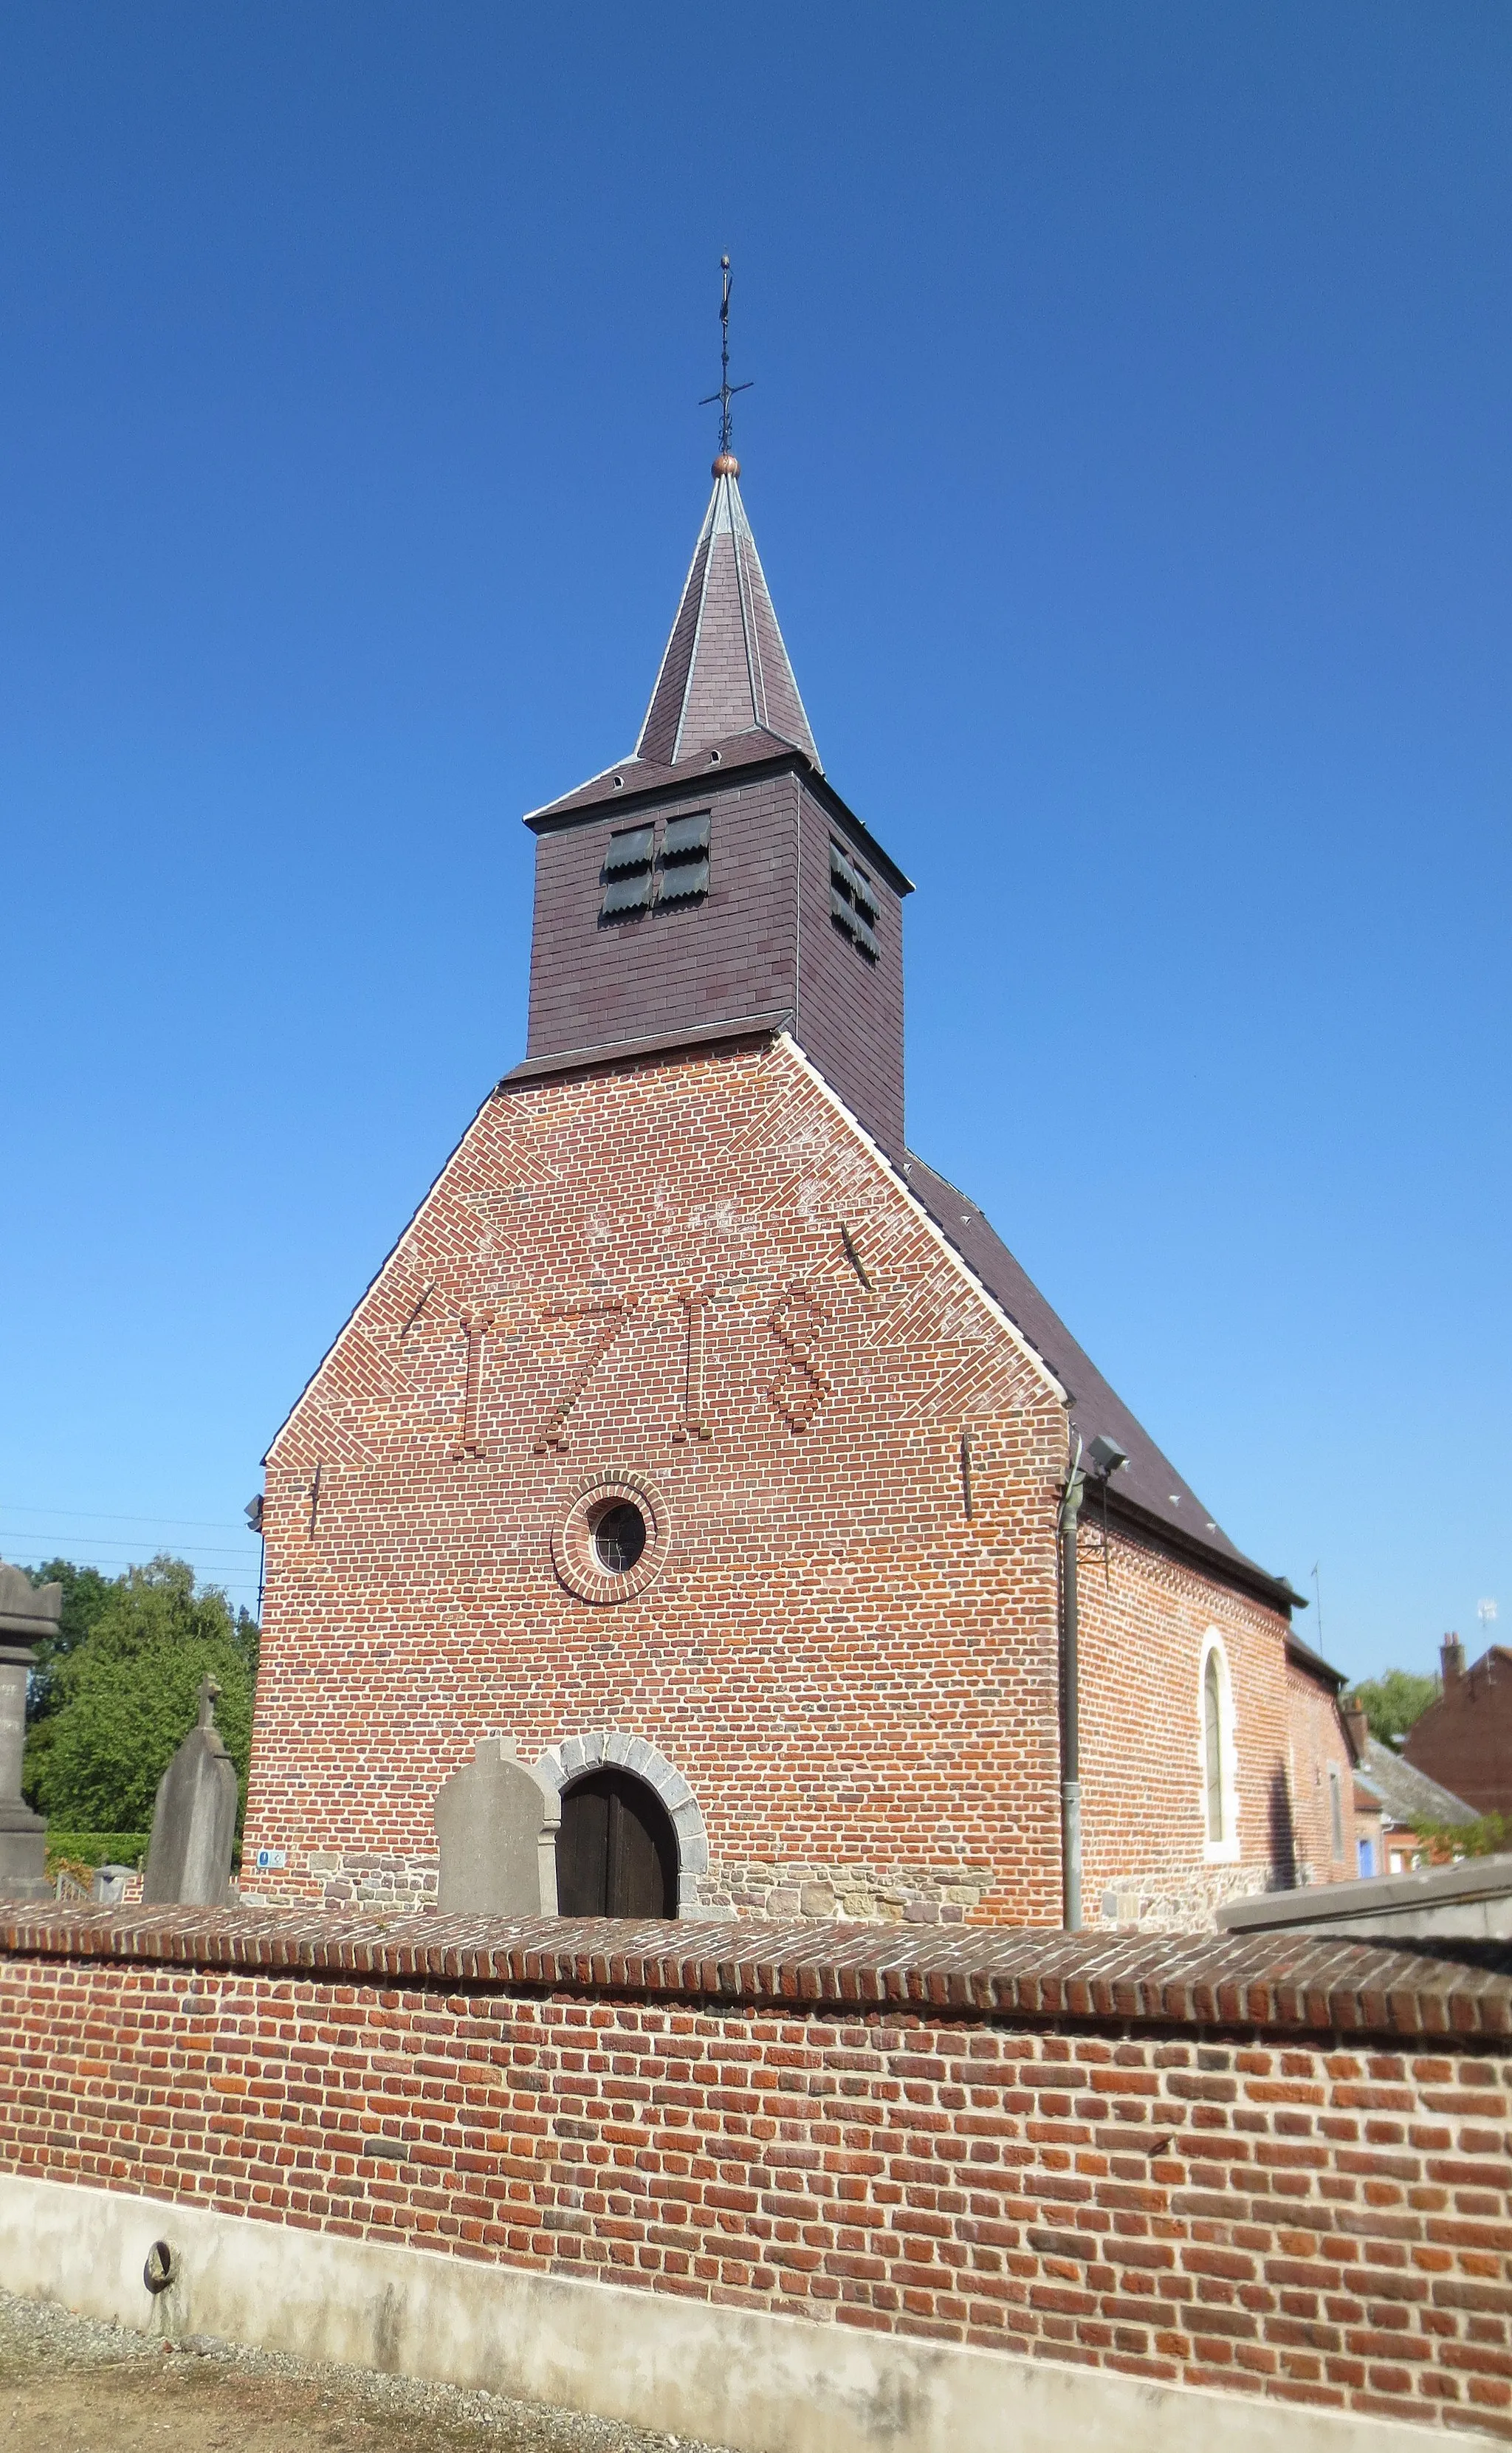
left=557, top=1766, right=678, bottom=1918
left=533, top=1733, right=709, bottom=1917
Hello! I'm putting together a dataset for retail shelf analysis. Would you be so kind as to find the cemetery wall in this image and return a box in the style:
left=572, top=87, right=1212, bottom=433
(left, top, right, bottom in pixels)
left=1, top=1907, right=1510, bottom=2448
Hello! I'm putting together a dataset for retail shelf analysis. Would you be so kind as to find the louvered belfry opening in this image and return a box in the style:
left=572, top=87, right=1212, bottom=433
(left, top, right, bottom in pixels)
left=830, top=840, right=880, bottom=962
left=520, top=457, right=914, bottom=1156
left=598, top=810, right=712, bottom=923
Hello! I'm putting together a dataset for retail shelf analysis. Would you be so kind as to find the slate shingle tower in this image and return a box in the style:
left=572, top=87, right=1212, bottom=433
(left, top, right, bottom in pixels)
left=638, top=456, right=820, bottom=767
left=520, top=451, right=910, bottom=1158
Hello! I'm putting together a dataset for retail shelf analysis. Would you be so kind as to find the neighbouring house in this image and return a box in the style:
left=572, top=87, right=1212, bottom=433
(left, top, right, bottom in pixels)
left=1403, top=1635, right=1512, bottom=1820
left=1353, top=1774, right=1386, bottom=1879
left=1344, top=1704, right=1477, bottom=1873
left=243, top=437, right=1353, bottom=1930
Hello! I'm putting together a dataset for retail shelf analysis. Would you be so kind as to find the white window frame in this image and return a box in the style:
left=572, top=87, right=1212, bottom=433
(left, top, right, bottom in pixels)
left=1198, top=1630, right=1241, bottom=1864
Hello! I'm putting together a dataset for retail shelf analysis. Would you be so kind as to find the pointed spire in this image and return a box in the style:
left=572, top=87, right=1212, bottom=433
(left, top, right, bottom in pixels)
left=636, top=466, right=821, bottom=770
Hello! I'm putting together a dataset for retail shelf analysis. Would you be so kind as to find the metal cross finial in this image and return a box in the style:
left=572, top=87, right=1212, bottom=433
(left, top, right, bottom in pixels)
left=700, top=253, right=752, bottom=467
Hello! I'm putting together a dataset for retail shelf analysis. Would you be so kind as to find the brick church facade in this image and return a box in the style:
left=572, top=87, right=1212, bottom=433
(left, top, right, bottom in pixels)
left=243, top=447, right=1354, bottom=1928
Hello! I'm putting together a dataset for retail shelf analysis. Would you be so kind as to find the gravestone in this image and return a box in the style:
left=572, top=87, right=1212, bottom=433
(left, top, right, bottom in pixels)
left=435, top=1735, right=560, bottom=1915
left=141, top=1675, right=238, bottom=1907
left=0, top=1562, right=59, bottom=1902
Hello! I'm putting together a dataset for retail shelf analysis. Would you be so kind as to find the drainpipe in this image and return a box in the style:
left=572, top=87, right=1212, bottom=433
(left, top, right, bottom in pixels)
left=1059, top=1435, right=1085, bottom=1931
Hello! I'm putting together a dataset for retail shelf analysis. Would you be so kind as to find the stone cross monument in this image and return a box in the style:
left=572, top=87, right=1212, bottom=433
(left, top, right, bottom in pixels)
left=0, top=1562, right=60, bottom=1902
left=141, top=1674, right=239, bottom=1907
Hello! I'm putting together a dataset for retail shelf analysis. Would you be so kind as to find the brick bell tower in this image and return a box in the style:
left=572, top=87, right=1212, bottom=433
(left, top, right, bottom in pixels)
left=517, top=442, right=913, bottom=1156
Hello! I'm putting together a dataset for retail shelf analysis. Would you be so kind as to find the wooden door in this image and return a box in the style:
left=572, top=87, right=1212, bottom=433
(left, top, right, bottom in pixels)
left=557, top=1768, right=677, bottom=1918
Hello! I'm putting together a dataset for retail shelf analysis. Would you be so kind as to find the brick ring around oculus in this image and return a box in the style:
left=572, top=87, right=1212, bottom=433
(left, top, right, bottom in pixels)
left=551, top=1469, right=670, bottom=1605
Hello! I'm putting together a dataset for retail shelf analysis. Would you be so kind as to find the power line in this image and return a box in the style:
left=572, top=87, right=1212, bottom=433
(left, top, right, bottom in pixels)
left=1, top=1537, right=258, bottom=1565
left=0, top=1503, right=253, bottom=1534
left=0, top=1538, right=258, bottom=1588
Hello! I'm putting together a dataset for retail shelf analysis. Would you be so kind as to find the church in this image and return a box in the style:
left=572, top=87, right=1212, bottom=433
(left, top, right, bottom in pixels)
left=243, top=425, right=1358, bottom=1929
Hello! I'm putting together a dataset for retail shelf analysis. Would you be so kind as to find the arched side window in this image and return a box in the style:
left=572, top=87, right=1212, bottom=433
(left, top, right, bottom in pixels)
left=1198, top=1632, right=1240, bottom=1864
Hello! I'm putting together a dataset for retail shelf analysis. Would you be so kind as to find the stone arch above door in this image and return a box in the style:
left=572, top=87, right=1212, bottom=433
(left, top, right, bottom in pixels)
left=532, top=1732, right=709, bottom=1917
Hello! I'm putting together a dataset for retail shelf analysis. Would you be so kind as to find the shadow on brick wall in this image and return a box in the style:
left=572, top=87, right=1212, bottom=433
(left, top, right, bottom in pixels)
left=1268, top=1765, right=1298, bottom=1889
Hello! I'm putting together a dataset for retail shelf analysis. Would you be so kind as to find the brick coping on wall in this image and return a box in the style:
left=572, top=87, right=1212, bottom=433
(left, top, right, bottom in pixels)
left=2, top=1906, right=1509, bottom=2038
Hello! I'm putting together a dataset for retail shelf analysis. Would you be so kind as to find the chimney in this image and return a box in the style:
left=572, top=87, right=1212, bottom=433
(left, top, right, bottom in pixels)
left=1344, top=1700, right=1369, bottom=1760
left=1441, top=1633, right=1465, bottom=1688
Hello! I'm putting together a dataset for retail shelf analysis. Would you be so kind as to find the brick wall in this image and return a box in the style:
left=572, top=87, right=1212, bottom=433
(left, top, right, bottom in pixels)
left=1288, top=1660, right=1359, bottom=1886
left=244, top=1034, right=1308, bottom=1930
left=1, top=1910, right=1510, bottom=2435
left=1078, top=1520, right=1293, bottom=1927
left=245, top=1037, right=1065, bottom=1922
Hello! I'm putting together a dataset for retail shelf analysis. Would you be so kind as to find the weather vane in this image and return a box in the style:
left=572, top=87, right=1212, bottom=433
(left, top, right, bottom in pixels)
left=701, top=254, right=752, bottom=471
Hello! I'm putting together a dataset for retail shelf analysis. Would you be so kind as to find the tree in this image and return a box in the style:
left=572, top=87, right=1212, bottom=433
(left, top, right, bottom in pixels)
left=1417, top=1811, right=1511, bottom=1860
left=22, top=1556, right=259, bottom=1835
left=1348, top=1667, right=1440, bottom=1749
left=24, top=1560, right=116, bottom=1725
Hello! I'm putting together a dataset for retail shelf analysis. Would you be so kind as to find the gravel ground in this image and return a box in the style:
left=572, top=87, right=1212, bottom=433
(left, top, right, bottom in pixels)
left=0, top=2288, right=733, bottom=2453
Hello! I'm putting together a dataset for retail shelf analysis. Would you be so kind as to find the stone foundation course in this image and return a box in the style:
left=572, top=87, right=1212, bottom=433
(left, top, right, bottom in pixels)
left=1, top=1908, right=1510, bottom=2446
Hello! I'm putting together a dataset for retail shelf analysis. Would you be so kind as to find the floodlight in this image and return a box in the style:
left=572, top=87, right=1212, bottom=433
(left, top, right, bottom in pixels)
left=1086, top=1434, right=1130, bottom=1478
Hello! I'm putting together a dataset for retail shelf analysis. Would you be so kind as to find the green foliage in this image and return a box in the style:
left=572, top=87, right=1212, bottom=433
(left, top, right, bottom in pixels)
left=43, top=1832, right=150, bottom=1874
left=24, top=1559, right=116, bottom=1723
left=22, top=1555, right=258, bottom=1836
left=1418, top=1812, right=1511, bottom=1860
left=1347, top=1668, right=1440, bottom=1748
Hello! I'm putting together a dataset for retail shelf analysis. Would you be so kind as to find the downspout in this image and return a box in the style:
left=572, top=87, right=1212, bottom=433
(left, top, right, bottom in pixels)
left=1058, top=1433, right=1085, bottom=1930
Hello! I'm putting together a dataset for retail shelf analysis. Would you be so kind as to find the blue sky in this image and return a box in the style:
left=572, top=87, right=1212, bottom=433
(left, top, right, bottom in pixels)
left=1, top=3, right=1506, bottom=1680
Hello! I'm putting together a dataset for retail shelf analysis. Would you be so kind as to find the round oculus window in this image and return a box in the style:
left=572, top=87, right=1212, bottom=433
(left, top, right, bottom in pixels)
left=591, top=1500, right=647, bottom=1577
left=551, top=1470, right=670, bottom=1605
